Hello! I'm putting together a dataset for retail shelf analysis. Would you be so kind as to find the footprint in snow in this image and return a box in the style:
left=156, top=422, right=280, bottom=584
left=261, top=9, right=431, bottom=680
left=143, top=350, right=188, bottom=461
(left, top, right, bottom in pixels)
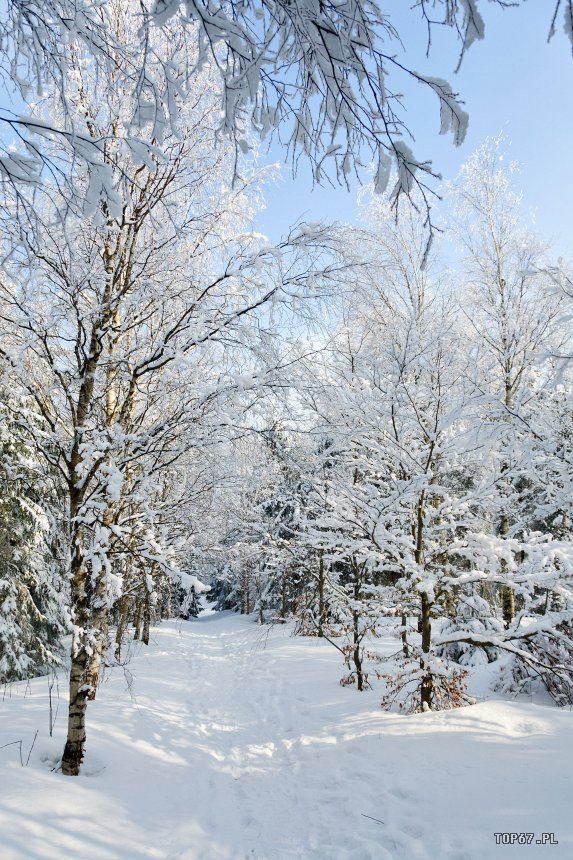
left=389, top=785, right=415, bottom=801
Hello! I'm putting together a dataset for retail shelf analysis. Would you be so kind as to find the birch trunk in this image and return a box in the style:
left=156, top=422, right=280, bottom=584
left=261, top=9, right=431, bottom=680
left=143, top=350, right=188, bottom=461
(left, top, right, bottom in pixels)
left=133, top=597, right=143, bottom=640
left=114, top=593, right=130, bottom=660
left=85, top=564, right=110, bottom=700
left=61, top=511, right=90, bottom=775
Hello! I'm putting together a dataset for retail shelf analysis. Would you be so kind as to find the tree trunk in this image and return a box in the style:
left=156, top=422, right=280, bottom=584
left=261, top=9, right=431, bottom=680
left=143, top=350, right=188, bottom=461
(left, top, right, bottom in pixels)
left=420, top=592, right=433, bottom=710
left=61, top=515, right=90, bottom=776
left=353, top=610, right=364, bottom=691
left=317, top=551, right=325, bottom=637
left=240, top=570, right=250, bottom=614
left=413, top=492, right=432, bottom=710
left=85, top=502, right=118, bottom=697
left=114, top=594, right=130, bottom=660
left=142, top=591, right=151, bottom=645
left=499, top=365, right=516, bottom=628
left=61, top=644, right=91, bottom=776
left=280, top=574, right=287, bottom=619
left=133, top=597, right=143, bottom=640
left=85, top=572, right=109, bottom=700
left=401, top=613, right=409, bottom=657
left=352, top=570, right=365, bottom=691
left=501, top=584, right=515, bottom=628
left=499, top=511, right=515, bottom=627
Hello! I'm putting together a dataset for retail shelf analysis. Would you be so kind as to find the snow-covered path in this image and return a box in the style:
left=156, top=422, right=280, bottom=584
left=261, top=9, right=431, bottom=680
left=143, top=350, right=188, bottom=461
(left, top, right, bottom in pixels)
left=1, top=612, right=572, bottom=859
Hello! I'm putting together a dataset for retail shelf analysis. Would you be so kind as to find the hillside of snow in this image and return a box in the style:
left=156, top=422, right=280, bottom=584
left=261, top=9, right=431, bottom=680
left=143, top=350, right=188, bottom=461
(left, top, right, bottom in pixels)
left=1, top=612, right=572, bottom=860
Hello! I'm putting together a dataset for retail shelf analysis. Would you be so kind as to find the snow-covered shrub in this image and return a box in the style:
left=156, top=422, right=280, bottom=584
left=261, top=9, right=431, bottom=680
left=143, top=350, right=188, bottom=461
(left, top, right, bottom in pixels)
left=379, top=648, right=472, bottom=713
left=436, top=594, right=503, bottom=666
left=496, top=622, right=573, bottom=706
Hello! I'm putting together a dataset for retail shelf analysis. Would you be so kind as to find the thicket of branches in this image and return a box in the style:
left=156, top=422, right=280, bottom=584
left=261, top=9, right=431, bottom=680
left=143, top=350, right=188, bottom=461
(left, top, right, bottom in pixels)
left=208, top=140, right=573, bottom=713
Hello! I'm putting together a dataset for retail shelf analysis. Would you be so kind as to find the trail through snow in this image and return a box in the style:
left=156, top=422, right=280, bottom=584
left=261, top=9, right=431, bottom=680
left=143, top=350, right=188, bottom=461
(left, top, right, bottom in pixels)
left=1, top=612, right=572, bottom=859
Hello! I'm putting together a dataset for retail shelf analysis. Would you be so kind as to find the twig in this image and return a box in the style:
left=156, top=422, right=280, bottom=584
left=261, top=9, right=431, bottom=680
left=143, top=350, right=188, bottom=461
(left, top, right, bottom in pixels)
left=361, top=813, right=385, bottom=825
left=48, top=669, right=60, bottom=737
left=0, top=730, right=39, bottom=767
left=0, top=739, right=23, bottom=766
left=26, top=730, right=38, bottom=766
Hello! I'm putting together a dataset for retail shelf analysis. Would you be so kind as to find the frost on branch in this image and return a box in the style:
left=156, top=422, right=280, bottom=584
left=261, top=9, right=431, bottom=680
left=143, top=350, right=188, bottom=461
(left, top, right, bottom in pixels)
left=424, top=77, right=469, bottom=146
left=548, top=0, right=573, bottom=52
left=0, top=0, right=515, bottom=221
left=150, top=0, right=477, bottom=217
left=1, top=0, right=570, bottom=223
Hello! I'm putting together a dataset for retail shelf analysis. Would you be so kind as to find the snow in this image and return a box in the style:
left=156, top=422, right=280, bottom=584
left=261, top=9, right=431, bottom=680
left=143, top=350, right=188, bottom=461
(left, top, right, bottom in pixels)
left=1, top=612, right=572, bottom=859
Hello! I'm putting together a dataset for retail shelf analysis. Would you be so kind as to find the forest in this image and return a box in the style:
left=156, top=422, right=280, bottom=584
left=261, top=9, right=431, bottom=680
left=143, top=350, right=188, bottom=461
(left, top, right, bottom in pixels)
left=1, top=3, right=573, bottom=857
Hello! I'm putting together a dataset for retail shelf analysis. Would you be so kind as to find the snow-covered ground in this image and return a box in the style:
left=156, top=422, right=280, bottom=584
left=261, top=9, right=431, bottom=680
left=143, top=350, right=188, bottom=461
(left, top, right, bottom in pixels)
left=1, top=612, right=572, bottom=860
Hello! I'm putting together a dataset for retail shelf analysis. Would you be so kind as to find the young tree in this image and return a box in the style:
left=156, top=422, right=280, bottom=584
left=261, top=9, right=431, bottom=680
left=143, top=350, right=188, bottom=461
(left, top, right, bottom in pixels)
left=449, top=138, right=562, bottom=626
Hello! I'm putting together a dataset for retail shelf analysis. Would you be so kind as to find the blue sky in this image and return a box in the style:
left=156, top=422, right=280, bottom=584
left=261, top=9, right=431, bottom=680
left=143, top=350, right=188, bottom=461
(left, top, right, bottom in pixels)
left=255, top=2, right=573, bottom=258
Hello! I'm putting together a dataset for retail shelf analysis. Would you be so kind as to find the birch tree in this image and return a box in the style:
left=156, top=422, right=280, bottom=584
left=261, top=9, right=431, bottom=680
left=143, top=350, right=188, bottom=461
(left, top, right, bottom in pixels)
left=0, top=0, right=352, bottom=772
left=450, top=138, right=562, bottom=627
